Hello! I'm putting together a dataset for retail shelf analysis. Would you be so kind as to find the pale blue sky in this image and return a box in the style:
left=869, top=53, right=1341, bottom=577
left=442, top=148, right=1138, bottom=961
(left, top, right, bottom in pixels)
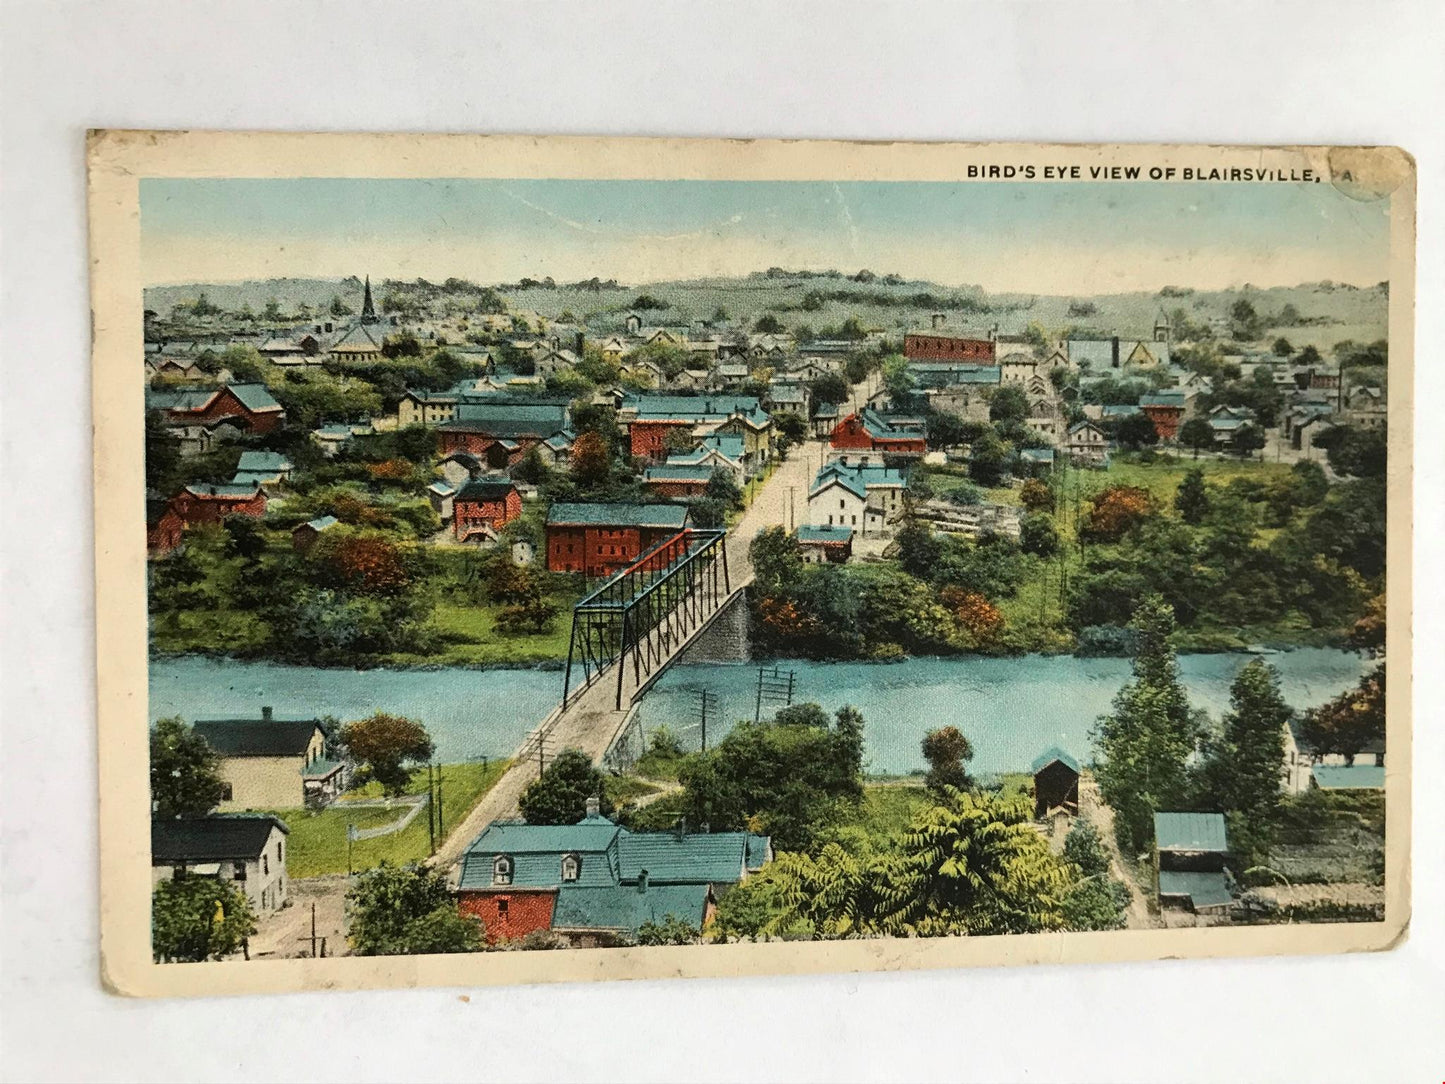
left=141, top=178, right=1391, bottom=293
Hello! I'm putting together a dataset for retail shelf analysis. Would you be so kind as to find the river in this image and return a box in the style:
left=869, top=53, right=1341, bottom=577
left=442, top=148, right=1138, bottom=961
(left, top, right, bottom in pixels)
left=149, top=649, right=1370, bottom=775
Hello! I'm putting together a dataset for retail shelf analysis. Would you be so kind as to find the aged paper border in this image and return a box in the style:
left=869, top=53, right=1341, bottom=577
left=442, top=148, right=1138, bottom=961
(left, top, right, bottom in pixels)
left=90, top=132, right=1414, bottom=998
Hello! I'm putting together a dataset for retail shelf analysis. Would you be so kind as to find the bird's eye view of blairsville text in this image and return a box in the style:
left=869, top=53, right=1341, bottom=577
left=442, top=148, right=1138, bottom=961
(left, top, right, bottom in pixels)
left=120, top=139, right=1405, bottom=987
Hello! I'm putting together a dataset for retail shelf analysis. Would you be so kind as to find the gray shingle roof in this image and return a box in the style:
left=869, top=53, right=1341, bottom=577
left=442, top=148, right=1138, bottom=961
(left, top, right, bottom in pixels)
left=152, top=815, right=288, bottom=863
left=193, top=718, right=322, bottom=757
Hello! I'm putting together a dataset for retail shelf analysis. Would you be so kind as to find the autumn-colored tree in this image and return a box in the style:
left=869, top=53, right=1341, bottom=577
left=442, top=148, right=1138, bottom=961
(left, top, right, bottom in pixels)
left=329, top=492, right=385, bottom=527
left=487, top=554, right=534, bottom=606
left=1081, top=485, right=1154, bottom=544
left=939, top=585, right=1005, bottom=646
left=1350, top=593, right=1385, bottom=657
left=326, top=535, right=410, bottom=595
left=366, top=458, right=415, bottom=481
left=756, top=594, right=822, bottom=641
left=1019, top=478, right=1054, bottom=513
left=921, top=725, right=975, bottom=792
left=340, top=712, right=434, bottom=795
left=570, top=430, right=611, bottom=485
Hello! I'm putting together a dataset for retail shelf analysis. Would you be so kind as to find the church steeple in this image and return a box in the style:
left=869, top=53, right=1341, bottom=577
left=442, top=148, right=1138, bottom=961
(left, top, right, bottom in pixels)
left=360, top=275, right=378, bottom=325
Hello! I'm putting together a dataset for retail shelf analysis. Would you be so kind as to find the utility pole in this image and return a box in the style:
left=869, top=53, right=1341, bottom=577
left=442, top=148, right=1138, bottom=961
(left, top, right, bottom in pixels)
left=426, top=763, right=436, bottom=856
left=435, top=766, right=444, bottom=838
left=696, top=689, right=718, bottom=753
left=788, top=486, right=795, bottom=532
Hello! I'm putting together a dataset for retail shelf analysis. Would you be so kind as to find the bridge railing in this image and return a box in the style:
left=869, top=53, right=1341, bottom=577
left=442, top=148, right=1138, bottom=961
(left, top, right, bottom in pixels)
left=562, top=527, right=731, bottom=710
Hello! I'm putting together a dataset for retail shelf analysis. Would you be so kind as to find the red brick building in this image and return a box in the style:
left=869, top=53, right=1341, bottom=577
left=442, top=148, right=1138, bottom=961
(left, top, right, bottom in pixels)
left=169, top=482, right=267, bottom=527
left=152, top=383, right=286, bottom=435
left=628, top=418, right=694, bottom=460
left=830, top=409, right=927, bottom=455
left=456, top=889, right=557, bottom=944
left=904, top=332, right=996, bottom=362
left=1139, top=392, right=1187, bottom=442
left=545, top=502, right=689, bottom=577
left=146, top=496, right=185, bottom=556
left=453, top=478, right=523, bottom=541
left=436, top=400, right=571, bottom=463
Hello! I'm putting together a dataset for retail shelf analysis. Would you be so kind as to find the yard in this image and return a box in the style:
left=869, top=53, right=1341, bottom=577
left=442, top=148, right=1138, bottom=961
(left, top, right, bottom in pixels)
left=274, top=759, right=509, bottom=878
left=385, top=593, right=578, bottom=667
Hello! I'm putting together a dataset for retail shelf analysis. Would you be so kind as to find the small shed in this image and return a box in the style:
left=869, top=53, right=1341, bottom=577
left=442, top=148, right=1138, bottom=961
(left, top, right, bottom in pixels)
left=291, top=515, right=340, bottom=552
left=1154, top=811, right=1232, bottom=913
left=1031, top=747, right=1080, bottom=819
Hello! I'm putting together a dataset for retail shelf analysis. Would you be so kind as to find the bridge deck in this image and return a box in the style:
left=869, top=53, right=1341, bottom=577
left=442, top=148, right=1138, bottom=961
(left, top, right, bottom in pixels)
left=431, top=448, right=813, bottom=871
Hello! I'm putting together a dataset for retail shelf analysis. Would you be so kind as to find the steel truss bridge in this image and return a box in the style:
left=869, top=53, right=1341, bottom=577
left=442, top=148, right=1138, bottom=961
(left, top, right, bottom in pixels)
left=562, top=528, right=733, bottom=711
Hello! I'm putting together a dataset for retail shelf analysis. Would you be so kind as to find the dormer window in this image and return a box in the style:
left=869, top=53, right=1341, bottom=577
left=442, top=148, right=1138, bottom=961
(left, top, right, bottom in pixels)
left=561, top=854, right=581, bottom=882
left=492, top=855, right=513, bottom=886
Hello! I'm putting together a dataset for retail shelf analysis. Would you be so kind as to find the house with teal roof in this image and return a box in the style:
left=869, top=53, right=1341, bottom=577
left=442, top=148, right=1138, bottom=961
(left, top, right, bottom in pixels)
left=1154, top=812, right=1233, bottom=914
left=454, top=799, right=771, bottom=945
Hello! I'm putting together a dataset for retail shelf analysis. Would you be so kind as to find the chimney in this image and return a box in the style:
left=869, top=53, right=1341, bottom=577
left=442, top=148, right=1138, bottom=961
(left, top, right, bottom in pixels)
left=930, top=312, right=945, bottom=329
left=324, top=321, right=333, bottom=333
left=636, top=869, right=649, bottom=894
left=261, top=705, right=273, bottom=721
left=673, top=816, right=687, bottom=841
left=989, top=323, right=999, bottom=342
left=584, top=796, right=600, bottom=819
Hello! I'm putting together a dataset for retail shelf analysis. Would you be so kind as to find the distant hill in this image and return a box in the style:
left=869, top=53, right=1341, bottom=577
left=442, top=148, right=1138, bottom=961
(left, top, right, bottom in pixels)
left=144, top=277, right=366, bottom=318
left=144, top=272, right=1388, bottom=352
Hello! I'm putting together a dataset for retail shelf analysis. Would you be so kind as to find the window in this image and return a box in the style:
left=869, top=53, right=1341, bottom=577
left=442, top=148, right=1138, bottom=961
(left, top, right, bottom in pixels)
left=278, top=841, right=284, bottom=865
left=496, top=898, right=510, bottom=916
left=561, top=854, right=581, bottom=882
left=172, top=864, right=186, bottom=880
left=493, top=855, right=513, bottom=886
left=262, top=854, right=269, bottom=875
left=233, top=860, right=247, bottom=881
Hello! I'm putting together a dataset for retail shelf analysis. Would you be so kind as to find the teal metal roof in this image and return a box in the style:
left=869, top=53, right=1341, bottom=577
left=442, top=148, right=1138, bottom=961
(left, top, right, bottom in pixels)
left=1020, top=448, right=1056, bottom=463
left=226, top=383, right=283, bottom=412
left=1158, top=870, right=1233, bottom=909
left=551, top=883, right=711, bottom=934
left=797, top=525, right=853, bottom=544
left=457, top=816, right=624, bottom=891
left=1031, top=747, right=1080, bottom=774
left=617, top=832, right=750, bottom=884
left=744, top=834, right=772, bottom=871
left=1311, top=765, right=1385, bottom=790
left=231, top=471, right=280, bottom=487
left=236, top=451, right=293, bottom=472
left=302, top=515, right=339, bottom=531
left=1154, top=812, right=1229, bottom=853
left=184, top=482, right=262, bottom=499
left=1140, top=391, right=1186, bottom=408
left=545, top=502, right=688, bottom=529
left=300, top=758, right=344, bottom=779
left=643, top=465, right=715, bottom=484
left=625, top=394, right=760, bottom=420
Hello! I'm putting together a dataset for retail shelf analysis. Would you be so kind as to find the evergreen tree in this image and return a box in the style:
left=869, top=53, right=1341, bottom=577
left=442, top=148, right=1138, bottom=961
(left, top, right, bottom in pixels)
left=1091, top=596, right=1202, bottom=853
left=1175, top=467, right=1210, bottom=525
left=1197, top=660, right=1291, bottom=864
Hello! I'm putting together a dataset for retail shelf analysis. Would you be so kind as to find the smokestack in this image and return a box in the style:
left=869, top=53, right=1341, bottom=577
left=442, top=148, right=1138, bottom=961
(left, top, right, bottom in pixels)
left=1111, top=336, right=1120, bottom=369
left=931, top=312, right=945, bottom=329
left=636, top=869, right=649, bottom=894
left=584, top=796, right=600, bottom=819
left=261, top=705, right=273, bottom=721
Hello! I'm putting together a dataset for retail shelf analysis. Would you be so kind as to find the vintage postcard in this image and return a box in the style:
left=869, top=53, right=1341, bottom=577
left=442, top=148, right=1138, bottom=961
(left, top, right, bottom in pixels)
left=90, top=133, right=1413, bottom=997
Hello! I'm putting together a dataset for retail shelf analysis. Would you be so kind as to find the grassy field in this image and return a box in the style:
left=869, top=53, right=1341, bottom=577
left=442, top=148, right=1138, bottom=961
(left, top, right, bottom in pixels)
left=273, top=759, right=509, bottom=878
left=384, top=592, right=578, bottom=667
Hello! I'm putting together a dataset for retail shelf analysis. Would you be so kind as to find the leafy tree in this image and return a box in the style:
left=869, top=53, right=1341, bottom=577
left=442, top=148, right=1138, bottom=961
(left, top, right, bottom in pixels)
left=1272, top=337, right=1295, bottom=358
left=569, top=430, right=611, bottom=485
left=635, top=914, right=700, bottom=945
left=753, top=314, right=784, bottom=334
left=1179, top=417, right=1216, bottom=459
left=926, top=410, right=975, bottom=450
left=1019, top=478, right=1054, bottom=513
left=881, top=354, right=915, bottom=404
left=1019, top=513, right=1059, bottom=557
left=339, top=713, right=434, bottom=795
left=1174, top=468, right=1210, bottom=525
left=329, top=294, right=354, bottom=317
left=988, top=383, right=1030, bottom=426
left=150, top=716, right=226, bottom=818
left=773, top=411, right=808, bottom=453
left=706, top=468, right=743, bottom=509
left=677, top=706, right=865, bottom=850
left=1081, top=486, right=1153, bottom=543
left=1195, top=660, right=1291, bottom=864
left=808, top=372, right=849, bottom=406
left=1091, top=596, right=1202, bottom=853
left=872, top=789, right=1071, bottom=936
left=631, top=293, right=669, bottom=311
left=347, top=863, right=483, bottom=955
left=1061, top=819, right=1111, bottom=879
left=939, top=586, right=1006, bottom=647
left=1232, top=423, right=1266, bottom=459
left=152, top=876, right=256, bottom=962
left=1299, top=666, right=1384, bottom=765
left=1115, top=412, right=1160, bottom=450
left=921, top=726, right=975, bottom=793
left=1313, top=424, right=1387, bottom=478
left=1230, top=298, right=1262, bottom=340
left=1296, top=344, right=1322, bottom=366
left=749, top=525, right=804, bottom=593
left=967, top=428, right=1009, bottom=488
left=519, top=748, right=614, bottom=825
